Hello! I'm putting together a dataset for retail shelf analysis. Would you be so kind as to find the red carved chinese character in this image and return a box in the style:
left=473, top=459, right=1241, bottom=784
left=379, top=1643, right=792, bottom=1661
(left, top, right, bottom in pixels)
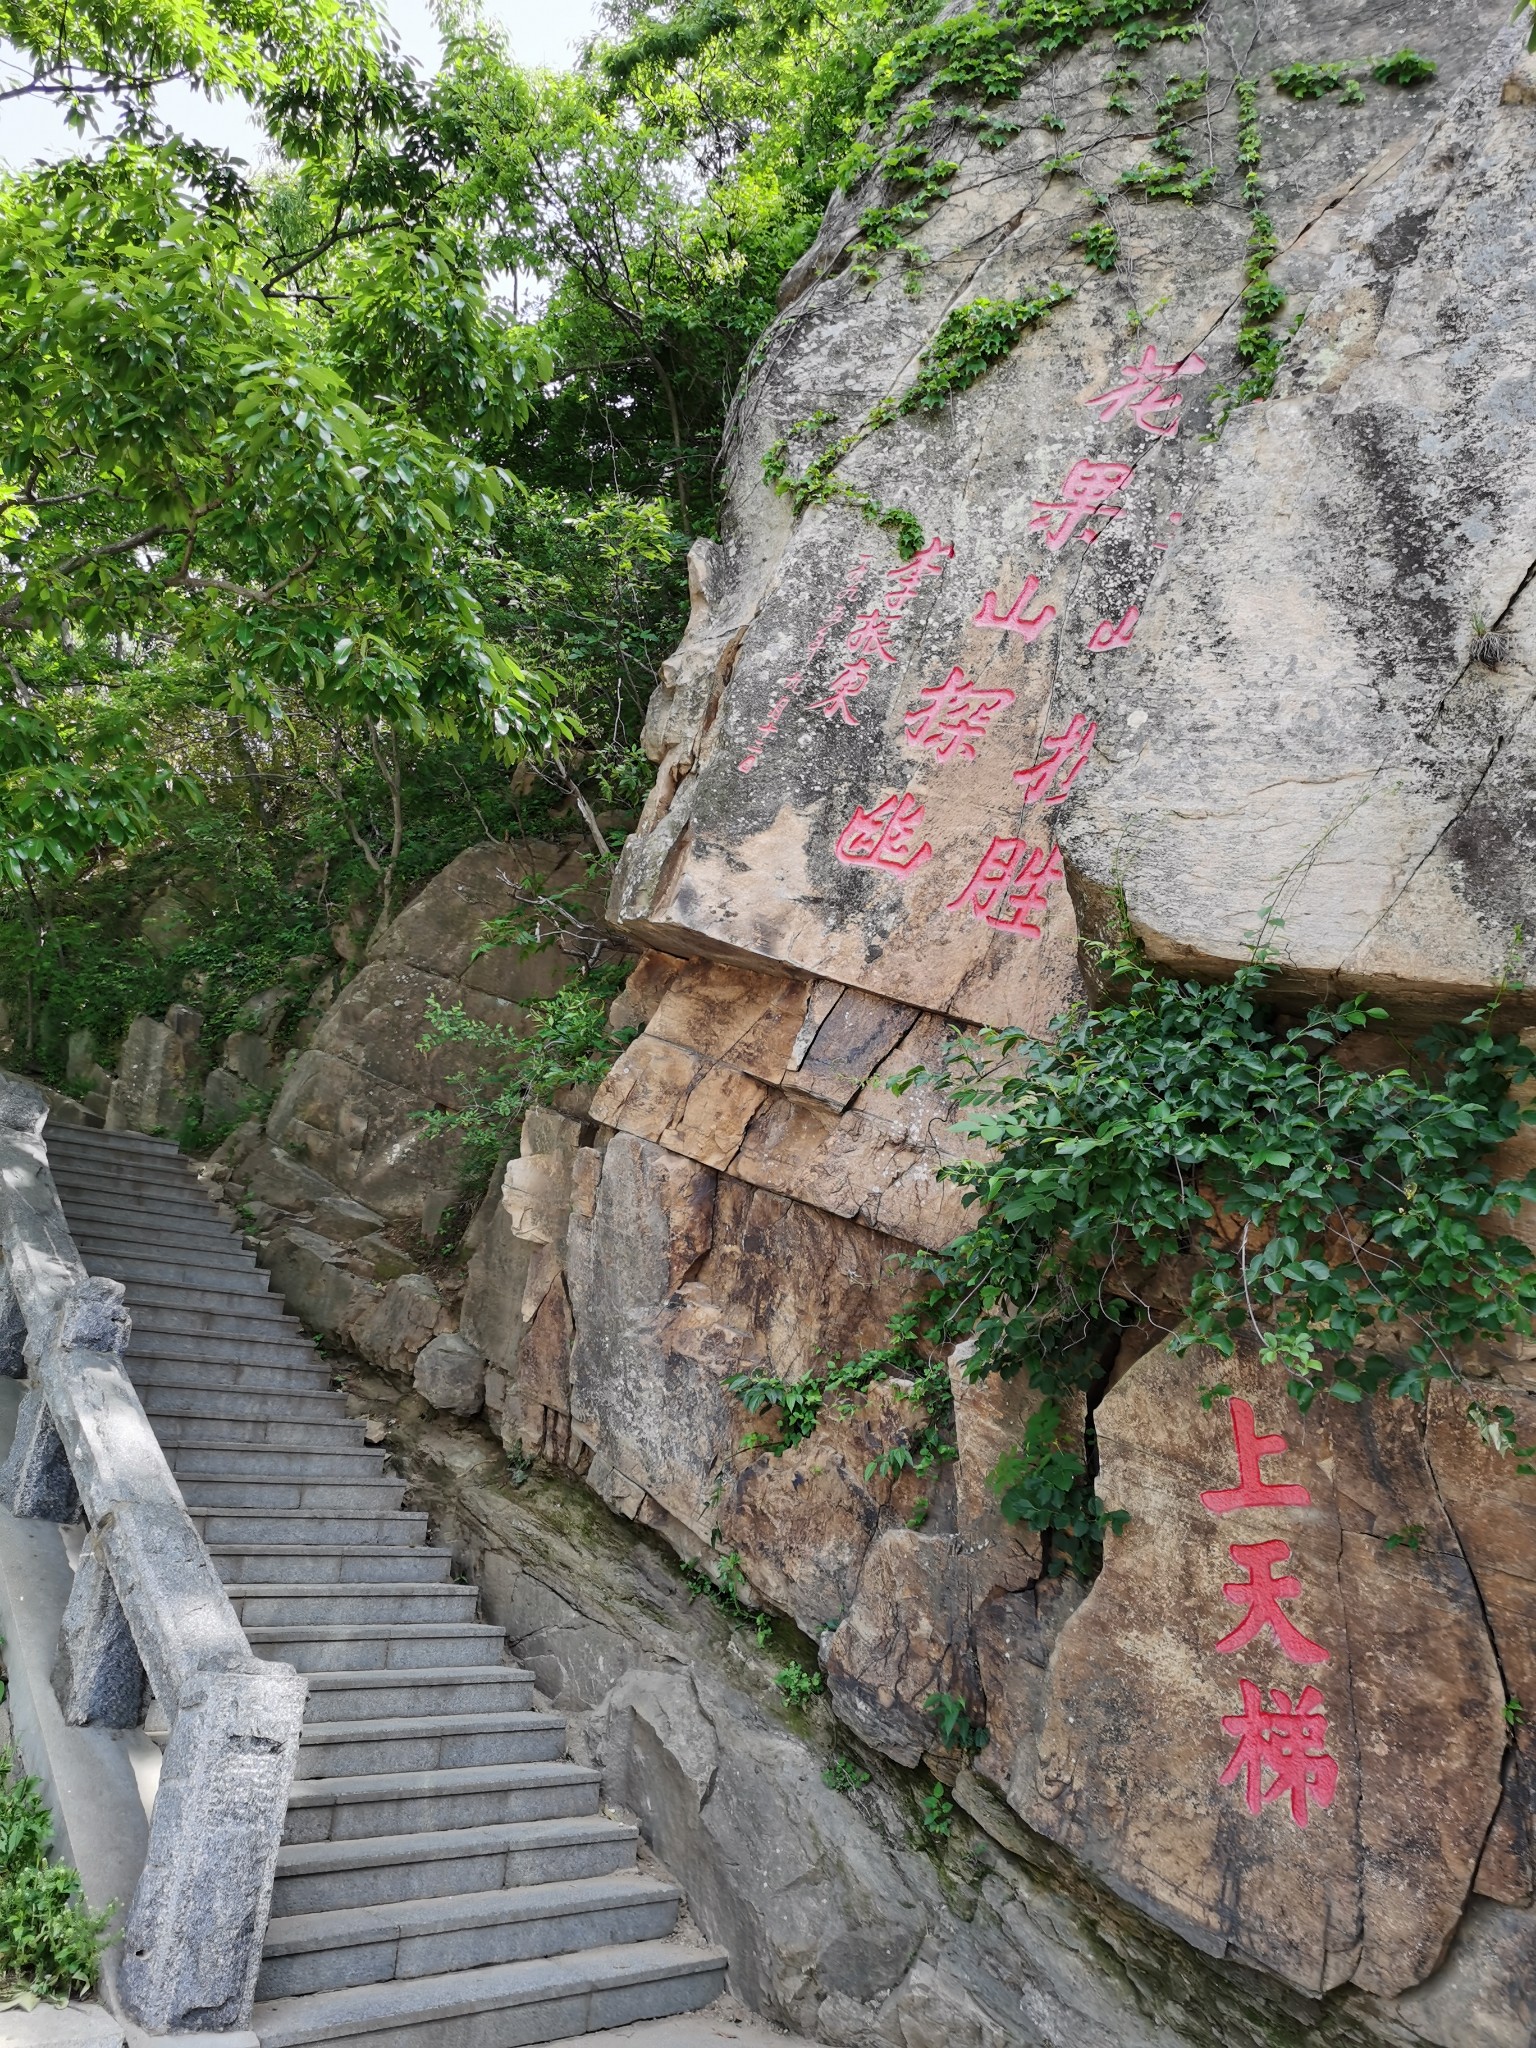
left=1087, top=605, right=1140, bottom=651
left=904, top=667, right=1016, bottom=762
left=1014, top=714, right=1097, bottom=805
left=1084, top=345, right=1208, bottom=438
left=883, top=536, right=955, bottom=613
left=1201, top=1397, right=1312, bottom=1516
left=1030, top=461, right=1134, bottom=551
left=947, top=839, right=1063, bottom=936
left=973, top=578, right=1057, bottom=641
left=1219, top=1680, right=1338, bottom=1828
left=835, top=792, right=933, bottom=873
left=810, top=661, right=870, bottom=726
left=845, top=611, right=899, bottom=664
left=1214, top=1541, right=1329, bottom=1666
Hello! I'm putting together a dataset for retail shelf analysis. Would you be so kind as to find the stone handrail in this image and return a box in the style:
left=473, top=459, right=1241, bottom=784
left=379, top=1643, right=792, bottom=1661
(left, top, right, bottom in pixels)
left=0, top=1077, right=304, bottom=2034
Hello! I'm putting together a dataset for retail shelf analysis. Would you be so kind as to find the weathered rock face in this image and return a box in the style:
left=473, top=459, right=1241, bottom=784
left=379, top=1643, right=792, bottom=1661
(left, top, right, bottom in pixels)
left=104, top=1007, right=204, bottom=1134
left=267, top=840, right=598, bottom=1224
left=210, top=8, right=1536, bottom=2041
left=1021, top=1338, right=1505, bottom=1999
left=615, top=7, right=1533, bottom=1031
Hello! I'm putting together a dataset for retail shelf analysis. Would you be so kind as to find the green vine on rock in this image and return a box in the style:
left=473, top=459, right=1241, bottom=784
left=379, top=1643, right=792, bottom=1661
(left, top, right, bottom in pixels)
left=1118, top=68, right=1217, bottom=202
left=989, top=1396, right=1129, bottom=1578
left=762, top=285, right=1074, bottom=547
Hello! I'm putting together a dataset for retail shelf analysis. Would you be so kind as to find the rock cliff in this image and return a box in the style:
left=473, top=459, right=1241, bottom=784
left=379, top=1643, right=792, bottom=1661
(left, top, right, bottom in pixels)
left=190, top=8, right=1536, bottom=2042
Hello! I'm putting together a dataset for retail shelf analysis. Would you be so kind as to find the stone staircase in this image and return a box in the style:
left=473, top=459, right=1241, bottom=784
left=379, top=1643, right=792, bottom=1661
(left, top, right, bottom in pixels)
left=45, top=1121, right=726, bottom=2047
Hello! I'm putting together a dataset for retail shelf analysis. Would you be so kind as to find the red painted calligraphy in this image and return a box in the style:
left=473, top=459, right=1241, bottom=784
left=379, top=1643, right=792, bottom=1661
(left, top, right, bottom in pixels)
left=904, top=668, right=1016, bottom=762
left=1201, top=1398, right=1312, bottom=1516
left=1086, top=605, right=1140, bottom=652
left=835, top=792, right=933, bottom=874
left=973, top=577, right=1057, bottom=641
left=883, top=537, right=955, bottom=615
left=1030, top=460, right=1134, bottom=551
left=810, top=661, right=870, bottom=727
left=1014, top=714, right=1096, bottom=805
left=1214, top=1541, right=1329, bottom=1666
left=1084, top=345, right=1208, bottom=438
left=1220, top=1680, right=1338, bottom=1828
left=946, top=839, right=1062, bottom=936
left=845, top=610, right=900, bottom=664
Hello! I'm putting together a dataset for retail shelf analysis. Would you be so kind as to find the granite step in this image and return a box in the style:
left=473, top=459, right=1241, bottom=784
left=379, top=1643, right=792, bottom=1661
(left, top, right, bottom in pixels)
left=293, top=1711, right=568, bottom=1779
left=206, top=1544, right=454, bottom=1587
left=187, top=1507, right=431, bottom=1549
left=227, top=1583, right=481, bottom=1628
left=249, top=1942, right=727, bottom=2048
left=246, top=1622, right=507, bottom=1673
left=281, top=1763, right=602, bottom=1844
left=255, top=1874, right=682, bottom=2000
left=300, top=1668, right=539, bottom=1724
left=269, top=1817, right=640, bottom=1917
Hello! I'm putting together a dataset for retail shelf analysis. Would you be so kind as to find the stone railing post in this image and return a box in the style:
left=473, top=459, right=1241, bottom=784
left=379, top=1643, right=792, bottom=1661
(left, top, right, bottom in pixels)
left=0, top=1076, right=305, bottom=2032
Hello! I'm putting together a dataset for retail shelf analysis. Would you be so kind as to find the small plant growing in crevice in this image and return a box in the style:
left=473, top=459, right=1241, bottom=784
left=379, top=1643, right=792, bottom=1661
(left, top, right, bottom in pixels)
left=919, top=1781, right=956, bottom=1837
left=822, top=1753, right=872, bottom=1795
left=1506, top=1696, right=1526, bottom=1730
left=1383, top=1524, right=1424, bottom=1552
left=1371, top=49, right=1437, bottom=88
left=417, top=951, right=635, bottom=1183
left=1472, top=614, right=1511, bottom=668
left=924, top=1692, right=989, bottom=1755
left=1071, top=220, right=1120, bottom=271
left=774, top=1663, right=824, bottom=1708
left=763, top=287, right=1074, bottom=549
left=990, top=1398, right=1129, bottom=1578
left=1118, top=70, right=1217, bottom=203
left=681, top=1553, right=774, bottom=1648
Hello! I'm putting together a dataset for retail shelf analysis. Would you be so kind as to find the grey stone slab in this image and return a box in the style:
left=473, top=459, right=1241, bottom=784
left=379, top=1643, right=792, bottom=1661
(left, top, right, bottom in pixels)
left=270, top=1819, right=639, bottom=1916
left=126, top=1295, right=301, bottom=1329
left=174, top=1475, right=408, bottom=1512
left=143, top=1386, right=349, bottom=1424
left=89, top=1253, right=273, bottom=1293
left=246, top=1623, right=505, bottom=1672
left=207, top=1545, right=452, bottom=1587
left=0, top=2003, right=127, bottom=2048
left=293, top=1711, right=567, bottom=1778
left=165, top=1444, right=389, bottom=1481
left=282, top=1763, right=601, bottom=1844
left=152, top=1414, right=363, bottom=1449
left=300, top=1668, right=536, bottom=1723
left=229, top=1584, right=480, bottom=1627
left=249, top=1941, right=726, bottom=2048
left=130, top=1351, right=333, bottom=1388
left=190, top=1508, right=430, bottom=1548
left=256, top=1874, right=682, bottom=1999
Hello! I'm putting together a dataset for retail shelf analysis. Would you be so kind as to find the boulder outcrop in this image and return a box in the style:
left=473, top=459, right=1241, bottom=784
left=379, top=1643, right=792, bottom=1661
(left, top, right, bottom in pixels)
left=198, top=9, right=1536, bottom=2042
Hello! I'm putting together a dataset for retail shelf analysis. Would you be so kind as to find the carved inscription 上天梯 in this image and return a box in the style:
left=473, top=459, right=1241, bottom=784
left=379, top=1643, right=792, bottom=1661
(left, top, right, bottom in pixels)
left=1203, top=1397, right=1339, bottom=1829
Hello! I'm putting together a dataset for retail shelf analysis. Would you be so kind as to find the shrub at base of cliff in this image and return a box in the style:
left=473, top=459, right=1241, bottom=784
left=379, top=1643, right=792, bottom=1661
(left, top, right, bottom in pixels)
left=733, top=938, right=1536, bottom=1575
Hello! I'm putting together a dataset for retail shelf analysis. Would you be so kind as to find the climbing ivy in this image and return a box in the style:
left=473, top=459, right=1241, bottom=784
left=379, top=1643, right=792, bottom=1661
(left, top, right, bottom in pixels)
left=1118, top=69, right=1217, bottom=201
left=762, top=284, right=1074, bottom=547
left=726, top=1311, right=957, bottom=1480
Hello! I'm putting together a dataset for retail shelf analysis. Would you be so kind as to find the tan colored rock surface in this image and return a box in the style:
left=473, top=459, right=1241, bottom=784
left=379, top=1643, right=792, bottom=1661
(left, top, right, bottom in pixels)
left=1427, top=1384, right=1536, bottom=1907
left=824, top=1529, right=981, bottom=1769
left=1023, top=1338, right=1505, bottom=1999
left=352, top=1272, right=450, bottom=1376
left=566, top=1134, right=919, bottom=1543
left=715, top=1384, right=951, bottom=1640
